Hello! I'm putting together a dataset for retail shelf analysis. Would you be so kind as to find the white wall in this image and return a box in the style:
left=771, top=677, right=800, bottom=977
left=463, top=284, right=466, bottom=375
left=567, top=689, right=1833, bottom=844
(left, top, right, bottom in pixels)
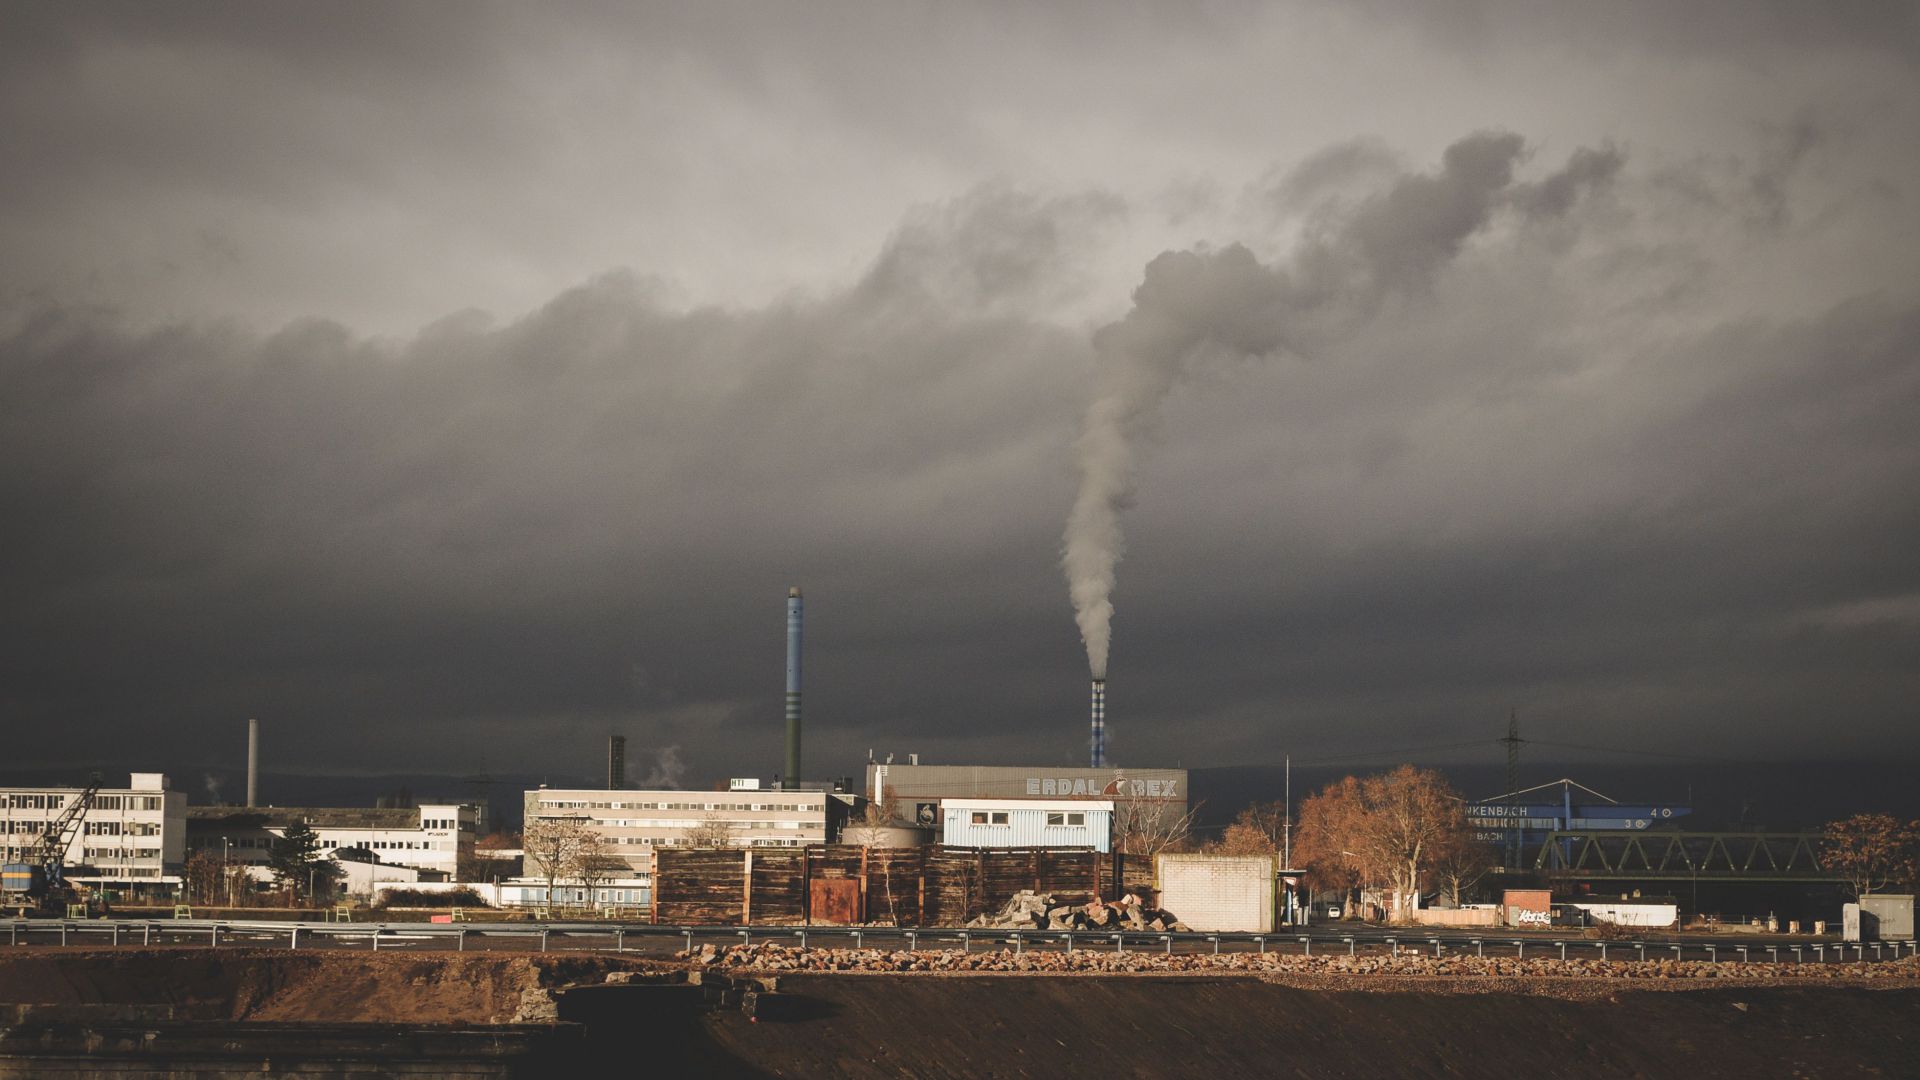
left=1156, top=854, right=1275, bottom=932
left=1568, top=901, right=1678, bottom=928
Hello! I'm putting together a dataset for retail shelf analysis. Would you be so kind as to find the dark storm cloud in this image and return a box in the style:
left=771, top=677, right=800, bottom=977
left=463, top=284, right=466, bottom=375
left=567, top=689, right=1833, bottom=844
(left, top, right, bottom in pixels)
left=1360, top=0, right=1920, bottom=65
left=2, top=3, right=1916, bottom=787
left=8, top=125, right=1917, bottom=784
left=0, top=186, right=1109, bottom=774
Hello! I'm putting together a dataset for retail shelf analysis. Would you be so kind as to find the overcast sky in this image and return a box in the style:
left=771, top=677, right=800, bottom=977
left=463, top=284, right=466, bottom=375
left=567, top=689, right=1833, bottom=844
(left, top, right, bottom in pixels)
left=3, top=2, right=1917, bottom=788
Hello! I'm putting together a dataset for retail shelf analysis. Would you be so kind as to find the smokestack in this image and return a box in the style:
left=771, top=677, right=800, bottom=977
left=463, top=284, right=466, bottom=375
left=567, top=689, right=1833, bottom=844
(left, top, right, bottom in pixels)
left=608, top=735, right=627, bottom=790
left=786, top=586, right=803, bottom=788
left=1089, top=680, right=1106, bottom=768
left=246, top=718, right=259, bottom=807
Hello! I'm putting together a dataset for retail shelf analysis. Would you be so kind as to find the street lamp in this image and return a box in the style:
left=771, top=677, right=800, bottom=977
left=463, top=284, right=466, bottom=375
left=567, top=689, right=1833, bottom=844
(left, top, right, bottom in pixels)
left=222, top=836, right=231, bottom=908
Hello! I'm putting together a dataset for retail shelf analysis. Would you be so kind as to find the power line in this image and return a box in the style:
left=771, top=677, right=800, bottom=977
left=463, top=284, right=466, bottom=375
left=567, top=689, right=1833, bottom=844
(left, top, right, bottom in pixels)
left=1522, top=737, right=1766, bottom=766
left=1286, top=738, right=1499, bottom=767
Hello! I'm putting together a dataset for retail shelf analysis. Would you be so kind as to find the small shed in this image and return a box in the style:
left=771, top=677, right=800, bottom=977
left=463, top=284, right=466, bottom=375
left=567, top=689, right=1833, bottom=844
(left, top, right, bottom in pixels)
left=1157, top=854, right=1276, bottom=932
left=940, top=799, right=1113, bottom=852
left=1502, top=888, right=1553, bottom=927
left=1856, top=894, right=1915, bottom=941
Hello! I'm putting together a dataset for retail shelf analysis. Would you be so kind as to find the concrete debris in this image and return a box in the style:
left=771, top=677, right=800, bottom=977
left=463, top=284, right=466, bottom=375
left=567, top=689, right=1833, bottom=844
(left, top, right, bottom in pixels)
left=965, top=890, right=1191, bottom=933
left=508, top=987, right=560, bottom=1023
left=680, top=942, right=1920, bottom=981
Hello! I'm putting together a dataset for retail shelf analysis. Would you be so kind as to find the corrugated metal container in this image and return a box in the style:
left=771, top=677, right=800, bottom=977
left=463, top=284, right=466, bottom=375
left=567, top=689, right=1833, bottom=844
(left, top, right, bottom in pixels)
left=2, top=864, right=44, bottom=894
left=941, top=799, right=1113, bottom=852
left=1157, top=854, right=1275, bottom=932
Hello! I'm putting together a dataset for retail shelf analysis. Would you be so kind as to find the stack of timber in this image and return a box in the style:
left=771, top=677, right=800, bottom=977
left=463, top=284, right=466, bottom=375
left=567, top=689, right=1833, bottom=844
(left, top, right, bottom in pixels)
left=653, top=845, right=1129, bottom=926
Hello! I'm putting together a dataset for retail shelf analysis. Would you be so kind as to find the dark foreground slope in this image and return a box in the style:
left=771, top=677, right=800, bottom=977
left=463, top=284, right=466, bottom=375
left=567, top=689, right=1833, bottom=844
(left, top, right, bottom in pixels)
left=696, top=975, right=1918, bottom=1079
left=3, top=951, right=1917, bottom=1078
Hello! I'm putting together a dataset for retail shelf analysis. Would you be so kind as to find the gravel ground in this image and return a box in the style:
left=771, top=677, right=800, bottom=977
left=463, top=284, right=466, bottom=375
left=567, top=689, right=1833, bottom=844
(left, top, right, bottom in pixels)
left=690, top=940, right=1920, bottom=994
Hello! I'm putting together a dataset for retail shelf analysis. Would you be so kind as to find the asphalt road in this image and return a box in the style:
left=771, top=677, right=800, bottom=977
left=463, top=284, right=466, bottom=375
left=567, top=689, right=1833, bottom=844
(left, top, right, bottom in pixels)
left=5, top=916, right=1910, bottom=965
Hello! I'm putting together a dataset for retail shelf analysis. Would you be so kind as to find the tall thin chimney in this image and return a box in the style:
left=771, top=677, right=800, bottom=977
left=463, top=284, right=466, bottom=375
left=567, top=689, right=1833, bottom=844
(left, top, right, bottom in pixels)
left=785, top=586, right=803, bottom=788
left=246, top=718, right=259, bottom=807
left=1089, top=680, right=1106, bottom=768
left=607, top=734, right=627, bottom=790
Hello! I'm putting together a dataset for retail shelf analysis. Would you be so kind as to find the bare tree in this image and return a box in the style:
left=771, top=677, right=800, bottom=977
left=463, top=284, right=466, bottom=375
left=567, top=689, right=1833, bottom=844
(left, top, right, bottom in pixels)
left=1294, top=778, right=1369, bottom=917
left=183, top=850, right=222, bottom=906
left=572, top=830, right=625, bottom=912
left=1430, top=832, right=1499, bottom=908
left=1294, top=766, right=1467, bottom=920
left=523, top=815, right=593, bottom=910
left=1823, top=813, right=1920, bottom=899
left=684, top=813, right=734, bottom=849
left=1209, top=801, right=1286, bottom=857
left=859, top=784, right=900, bottom=828
left=1112, top=790, right=1200, bottom=861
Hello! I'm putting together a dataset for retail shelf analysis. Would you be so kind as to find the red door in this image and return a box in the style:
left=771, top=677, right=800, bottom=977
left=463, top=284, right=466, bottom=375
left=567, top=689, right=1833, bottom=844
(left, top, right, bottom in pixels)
left=810, top=878, right=862, bottom=924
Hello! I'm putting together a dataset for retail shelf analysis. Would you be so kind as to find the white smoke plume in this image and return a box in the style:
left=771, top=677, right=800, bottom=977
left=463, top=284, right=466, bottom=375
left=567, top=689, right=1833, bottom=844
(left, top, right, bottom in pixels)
left=636, top=745, right=687, bottom=790
left=1063, top=132, right=1619, bottom=678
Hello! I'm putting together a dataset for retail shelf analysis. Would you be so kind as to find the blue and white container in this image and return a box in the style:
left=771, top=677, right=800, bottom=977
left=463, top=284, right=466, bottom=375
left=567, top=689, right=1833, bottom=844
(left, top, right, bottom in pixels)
left=940, top=799, right=1113, bottom=852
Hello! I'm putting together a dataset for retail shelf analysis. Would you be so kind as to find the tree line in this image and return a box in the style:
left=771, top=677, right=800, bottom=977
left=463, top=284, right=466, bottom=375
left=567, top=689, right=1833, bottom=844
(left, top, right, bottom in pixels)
left=1209, top=765, right=1919, bottom=918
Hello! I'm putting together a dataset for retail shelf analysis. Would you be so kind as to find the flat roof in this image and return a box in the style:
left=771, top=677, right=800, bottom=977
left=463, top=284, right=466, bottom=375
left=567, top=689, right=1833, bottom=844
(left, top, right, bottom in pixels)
left=529, top=788, right=826, bottom=800
left=186, top=806, right=421, bottom=830
left=942, top=798, right=1115, bottom=811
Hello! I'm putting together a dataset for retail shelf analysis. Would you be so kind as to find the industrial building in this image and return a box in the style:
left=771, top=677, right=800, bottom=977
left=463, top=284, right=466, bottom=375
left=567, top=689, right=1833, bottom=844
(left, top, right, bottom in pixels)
left=940, top=798, right=1113, bottom=852
left=522, top=786, right=842, bottom=870
left=0, top=773, right=185, bottom=898
left=185, top=803, right=479, bottom=881
left=1468, top=778, right=1691, bottom=866
left=506, top=784, right=848, bottom=910
left=865, top=762, right=1186, bottom=840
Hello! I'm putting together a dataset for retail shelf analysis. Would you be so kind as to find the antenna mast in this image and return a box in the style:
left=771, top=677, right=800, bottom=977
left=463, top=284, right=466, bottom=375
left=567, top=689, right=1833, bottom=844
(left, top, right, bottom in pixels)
left=1500, top=711, right=1522, bottom=869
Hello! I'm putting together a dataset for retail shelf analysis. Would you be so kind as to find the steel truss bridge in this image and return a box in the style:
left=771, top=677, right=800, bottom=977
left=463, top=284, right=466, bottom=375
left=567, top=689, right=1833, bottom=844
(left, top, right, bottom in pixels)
left=1533, top=831, right=1840, bottom=883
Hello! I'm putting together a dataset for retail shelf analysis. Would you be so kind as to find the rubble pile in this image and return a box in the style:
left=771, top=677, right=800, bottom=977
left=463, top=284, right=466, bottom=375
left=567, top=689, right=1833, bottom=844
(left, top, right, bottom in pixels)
left=965, top=890, right=1191, bottom=933
left=679, top=942, right=1920, bottom=982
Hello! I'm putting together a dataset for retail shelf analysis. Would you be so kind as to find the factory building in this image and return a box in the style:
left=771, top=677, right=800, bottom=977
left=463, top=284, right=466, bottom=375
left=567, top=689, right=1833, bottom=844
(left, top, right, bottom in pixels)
left=0, top=773, right=185, bottom=897
left=505, top=784, right=848, bottom=910
left=865, top=762, right=1186, bottom=841
left=522, top=786, right=842, bottom=870
left=185, top=803, right=479, bottom=881
left=940, top=799, right=1114, bottom=852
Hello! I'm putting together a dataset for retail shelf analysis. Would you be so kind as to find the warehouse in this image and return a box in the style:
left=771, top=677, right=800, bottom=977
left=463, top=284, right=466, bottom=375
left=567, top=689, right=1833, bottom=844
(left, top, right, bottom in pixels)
left=865, top=761, right=1185, bottom=840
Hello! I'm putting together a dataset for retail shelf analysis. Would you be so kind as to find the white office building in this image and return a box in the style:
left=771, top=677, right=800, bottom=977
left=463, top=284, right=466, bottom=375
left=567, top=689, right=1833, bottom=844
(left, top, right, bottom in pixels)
left=0, top=773, right=186, bottom=897
left=185, top=803, right=479, bottom=881
left=505, top=786, right=845, bottom=909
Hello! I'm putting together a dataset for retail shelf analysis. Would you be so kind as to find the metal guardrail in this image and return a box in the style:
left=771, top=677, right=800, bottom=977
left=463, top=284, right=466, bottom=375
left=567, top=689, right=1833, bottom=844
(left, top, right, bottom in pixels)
left=4, top=917, right=1916, bottom=963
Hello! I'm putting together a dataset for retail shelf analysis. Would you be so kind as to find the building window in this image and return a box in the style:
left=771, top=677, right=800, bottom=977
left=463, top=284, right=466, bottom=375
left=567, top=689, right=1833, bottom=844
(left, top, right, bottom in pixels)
left=1047, top=812, right=1087, bottom=826
left=1068, top=813, right=1085, bottom=826
left=970, top=812, right=988, bottom=825
left=991, top=812, right=1009, bottom=825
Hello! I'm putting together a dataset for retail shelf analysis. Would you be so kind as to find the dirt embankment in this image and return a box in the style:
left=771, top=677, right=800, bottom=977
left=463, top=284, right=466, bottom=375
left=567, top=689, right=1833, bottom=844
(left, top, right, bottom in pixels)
left=4, top=949, right=1919, bottom=1077
left=0, top=949, right=673, bottom=1023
